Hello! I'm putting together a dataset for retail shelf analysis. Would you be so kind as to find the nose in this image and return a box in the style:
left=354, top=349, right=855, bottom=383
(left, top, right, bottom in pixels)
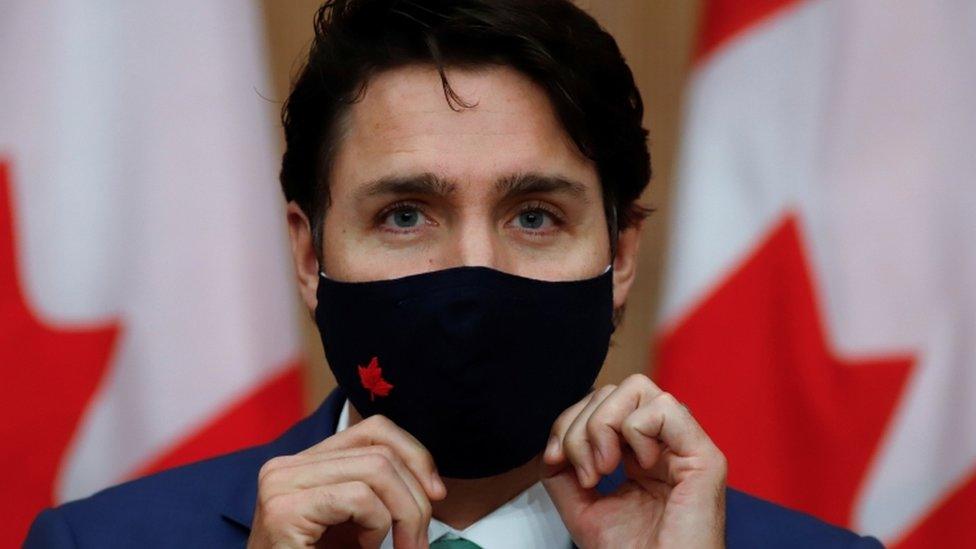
left=447, top=217, right=504, bottom=271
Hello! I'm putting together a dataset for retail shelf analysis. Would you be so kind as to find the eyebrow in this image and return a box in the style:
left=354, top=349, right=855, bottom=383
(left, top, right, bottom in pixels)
left=354, top=171, right=590, bottom=202
left=495, top=173, right=589, bottom=202
left=357, top=172, right=459, bottom=200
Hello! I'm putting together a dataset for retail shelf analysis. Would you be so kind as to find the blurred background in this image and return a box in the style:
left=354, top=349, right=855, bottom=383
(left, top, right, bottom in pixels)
left=2, top=1, right=973, bottom=547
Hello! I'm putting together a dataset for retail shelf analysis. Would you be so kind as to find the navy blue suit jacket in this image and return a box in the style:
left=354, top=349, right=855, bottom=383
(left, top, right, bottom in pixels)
left=25, top=389, right=884, bottom=548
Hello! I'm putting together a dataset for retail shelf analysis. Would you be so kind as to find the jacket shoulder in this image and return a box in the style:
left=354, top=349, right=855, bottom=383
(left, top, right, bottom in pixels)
left=726, top=488, right=884, bottom=548
left=23, top=444, right=273, bottom=548
left=24, top=391, right=344, bottom=548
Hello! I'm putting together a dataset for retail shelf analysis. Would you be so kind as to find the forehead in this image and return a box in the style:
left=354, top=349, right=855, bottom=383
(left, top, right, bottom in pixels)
left=328, top=64, right=598, bottom=195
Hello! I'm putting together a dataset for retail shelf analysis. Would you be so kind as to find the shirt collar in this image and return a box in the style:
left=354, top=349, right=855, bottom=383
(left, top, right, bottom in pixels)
left=337, top=400, right=573, bottom=549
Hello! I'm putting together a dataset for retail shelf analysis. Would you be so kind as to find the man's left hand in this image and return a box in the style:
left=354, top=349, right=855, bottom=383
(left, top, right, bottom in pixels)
left=542, top=374, right=727, bottom=549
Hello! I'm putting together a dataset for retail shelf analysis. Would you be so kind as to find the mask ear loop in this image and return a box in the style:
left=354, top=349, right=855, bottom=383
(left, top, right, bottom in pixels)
left=607, top=203, right=618, bottom=274
left=312, top=210, right=330, bottom=279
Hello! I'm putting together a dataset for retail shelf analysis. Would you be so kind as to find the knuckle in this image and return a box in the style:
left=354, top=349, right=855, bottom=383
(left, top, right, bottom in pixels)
left=421, top=448, right=437, bottom=470
left=624, top=373, right=656, bottom=393
left=362, top=452, right=396, bottom=475
left=313, top=486, right=340, bottom=515
left=563, top=416, right=583, bottom=440
left=714, top=448, right=729, bottom=471
left=417, top=453, right=438, bottom=478
left=257, top=485, right=277, bottom=508
left=585, top=413, right=609, bottom=440
left=622, top=413, right=642, bottom=434
left=348, top=480, right=374, bottom=507
left=634, top=408, right=666, bottom=438
left=551, top=410, right=573, bottom=435
left=363, top=414, right=394, bottom=431
left=656, top=391, right=680, bottom=408
left=262, top=493, right=294, bottom=523
left=257, top=455, right=292, bottom=485
left=562, top=429, right=589, bottom=457
left=258, top=456, right=285, bottom=477
left=367, top=444, right=397, bottom=463
left=390, top=438, right=433, bottom=471
left=594, top=384, right=617, bottom=399
left=703, top=448, right=729, bottom=487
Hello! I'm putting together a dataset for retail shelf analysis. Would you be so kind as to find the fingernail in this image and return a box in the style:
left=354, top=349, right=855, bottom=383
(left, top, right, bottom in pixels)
left=576, top=464, right=592, bottom=487
left=592, top=443, right=604, bottom=471
left=544, top=436, right=559, bottom=460
left=431, top=471, right=446, bottom=496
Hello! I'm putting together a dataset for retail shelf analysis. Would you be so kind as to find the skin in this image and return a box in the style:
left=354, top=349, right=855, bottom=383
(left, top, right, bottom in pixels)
left=251, top=64, right=727, bottom=548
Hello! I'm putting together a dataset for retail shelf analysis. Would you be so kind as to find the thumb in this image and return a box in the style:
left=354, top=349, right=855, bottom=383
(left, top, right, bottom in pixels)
left=542, top=465, right=598, bottom=523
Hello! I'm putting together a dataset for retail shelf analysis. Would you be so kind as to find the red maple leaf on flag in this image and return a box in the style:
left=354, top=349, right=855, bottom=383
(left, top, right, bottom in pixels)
left=358, top=356, right=393, bottom=401
left=0, top=159, right=121, bottom=547
left=656, top=215, right=913, bottom=530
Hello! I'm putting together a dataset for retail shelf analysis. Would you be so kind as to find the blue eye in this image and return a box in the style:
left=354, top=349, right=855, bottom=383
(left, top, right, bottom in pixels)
left=517, top=210, right=547, bottom=229
left=386, top=207, right=422, bottom=228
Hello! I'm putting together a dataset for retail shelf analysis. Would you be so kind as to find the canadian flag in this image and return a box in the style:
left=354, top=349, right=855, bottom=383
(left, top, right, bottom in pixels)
left=0, top=2, right=305, bottom=545
left=656, top=0, right=976, bottom=547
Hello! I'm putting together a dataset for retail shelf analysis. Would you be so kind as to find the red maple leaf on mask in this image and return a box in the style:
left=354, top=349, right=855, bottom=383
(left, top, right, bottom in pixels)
left=358, top=356, right=393, bottom=401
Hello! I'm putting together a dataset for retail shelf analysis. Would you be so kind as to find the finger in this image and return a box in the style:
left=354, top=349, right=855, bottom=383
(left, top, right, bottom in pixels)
left=562, top=384, right=617, bottom=488
left=262, top=481, right=391, bottom=549
left=323, top=454, right=430, bottom=548
left=303, top=414, right=445, bottom=500
left=259, top=445, right=431, bottom=525
left=621, top=445, right=672, bottom=488
left=621, top=421, right=666, bottom=476
left=260, top=453, right=430, bottom=548
left=586, top=374, right=664, bottom=474
left=621, top=444, right=727, bottom=540
left=621, top=391, right=722, bottom=480
left=544, top=391, right=594, bottom=466
left=541, top=466, right=599, bottom=533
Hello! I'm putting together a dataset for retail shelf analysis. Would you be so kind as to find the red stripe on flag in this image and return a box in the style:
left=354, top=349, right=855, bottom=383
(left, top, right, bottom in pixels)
left=130, top=360, right=305, bottom=478
left=695, top=0, right=804, bottom=63
left=891, top=469, right=976, bottom=549
left=2, top=159, right=123, bottom=549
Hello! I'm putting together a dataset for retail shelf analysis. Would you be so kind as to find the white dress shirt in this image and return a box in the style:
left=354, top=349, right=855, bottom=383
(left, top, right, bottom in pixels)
left=335, top=400, right=573, bottom=549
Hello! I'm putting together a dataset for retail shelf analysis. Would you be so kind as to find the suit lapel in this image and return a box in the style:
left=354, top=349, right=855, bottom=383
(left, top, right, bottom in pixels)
left=596, top=462, right=627, bottom=495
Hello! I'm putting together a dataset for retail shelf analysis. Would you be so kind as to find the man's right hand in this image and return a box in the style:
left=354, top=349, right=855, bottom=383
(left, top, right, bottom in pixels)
left=246, top=414, right=446, bottom=549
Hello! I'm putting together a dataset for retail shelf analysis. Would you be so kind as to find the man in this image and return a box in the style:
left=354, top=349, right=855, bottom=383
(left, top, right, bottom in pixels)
left=26, top=0, right=884, bottom=547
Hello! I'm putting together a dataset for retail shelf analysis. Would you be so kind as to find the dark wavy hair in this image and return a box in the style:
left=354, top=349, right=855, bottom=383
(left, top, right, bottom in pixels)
left=280, top=0, right=651, bottom=261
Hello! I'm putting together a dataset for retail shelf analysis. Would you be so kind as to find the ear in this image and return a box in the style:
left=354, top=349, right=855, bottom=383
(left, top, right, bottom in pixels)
left=286, top=201, right=320, bottom=313
left=612, top=225, right=642, bottom=310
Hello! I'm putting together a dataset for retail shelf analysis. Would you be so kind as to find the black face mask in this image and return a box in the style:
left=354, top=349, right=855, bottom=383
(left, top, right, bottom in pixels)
left=314, top=265, right=614, bottom=479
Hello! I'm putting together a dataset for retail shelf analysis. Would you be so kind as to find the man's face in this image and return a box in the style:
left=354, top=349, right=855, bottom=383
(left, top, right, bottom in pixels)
left=289, top=64, right=640, bottom=310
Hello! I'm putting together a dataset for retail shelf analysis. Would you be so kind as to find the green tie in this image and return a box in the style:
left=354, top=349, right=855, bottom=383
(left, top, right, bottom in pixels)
left=429, top=535, right=482, bottom=549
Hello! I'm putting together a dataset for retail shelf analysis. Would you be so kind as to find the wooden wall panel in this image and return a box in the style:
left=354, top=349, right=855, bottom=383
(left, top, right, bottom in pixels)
left=259, top=0, right=701, bottom=410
